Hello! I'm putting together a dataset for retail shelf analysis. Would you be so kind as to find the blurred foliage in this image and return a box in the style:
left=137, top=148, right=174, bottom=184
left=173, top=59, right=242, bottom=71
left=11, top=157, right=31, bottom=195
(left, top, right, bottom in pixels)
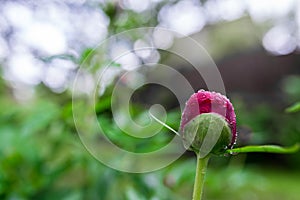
left=285, top=102, right=300, bottom=113
left=1, top=73, right=300, bottom=199
left=281, top=75, right=300, bottom=102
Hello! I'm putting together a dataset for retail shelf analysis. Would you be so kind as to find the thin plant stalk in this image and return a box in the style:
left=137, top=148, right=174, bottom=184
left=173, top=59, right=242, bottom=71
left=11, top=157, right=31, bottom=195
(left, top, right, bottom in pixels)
left=192, top=155, right=210, bottom=200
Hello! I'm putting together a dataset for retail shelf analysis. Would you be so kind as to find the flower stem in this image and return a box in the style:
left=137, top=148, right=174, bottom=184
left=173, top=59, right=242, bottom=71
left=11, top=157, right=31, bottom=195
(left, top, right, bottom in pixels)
left=192, top=154, right=210, bottom=200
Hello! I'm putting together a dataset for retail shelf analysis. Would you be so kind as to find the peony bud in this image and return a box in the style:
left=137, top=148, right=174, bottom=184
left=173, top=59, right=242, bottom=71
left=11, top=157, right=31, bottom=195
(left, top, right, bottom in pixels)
left=180, top=90, right=237, bottom=155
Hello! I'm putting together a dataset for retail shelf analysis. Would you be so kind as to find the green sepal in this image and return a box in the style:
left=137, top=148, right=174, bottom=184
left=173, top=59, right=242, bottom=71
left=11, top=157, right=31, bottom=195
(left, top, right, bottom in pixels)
left=181, top=113, right=231, bottom=157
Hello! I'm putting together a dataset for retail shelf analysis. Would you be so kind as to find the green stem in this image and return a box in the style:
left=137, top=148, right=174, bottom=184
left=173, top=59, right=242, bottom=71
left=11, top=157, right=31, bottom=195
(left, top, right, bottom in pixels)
left=192, top=154, right=210, bottom=200
left=225, top=143, right=299, bottom=154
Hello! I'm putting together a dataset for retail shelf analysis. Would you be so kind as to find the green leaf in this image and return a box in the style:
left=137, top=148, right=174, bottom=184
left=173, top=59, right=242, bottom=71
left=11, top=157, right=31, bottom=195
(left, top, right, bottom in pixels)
left=95, top=96, right=111, bottom=113
left=226, top=143, right=299, bottom=154
left=285, top=102, right=300, bottom=113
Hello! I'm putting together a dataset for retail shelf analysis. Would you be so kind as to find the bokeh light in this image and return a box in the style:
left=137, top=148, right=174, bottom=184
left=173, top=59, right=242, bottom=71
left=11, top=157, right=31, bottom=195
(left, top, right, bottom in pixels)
left=1, top=0, right=299, bottom=98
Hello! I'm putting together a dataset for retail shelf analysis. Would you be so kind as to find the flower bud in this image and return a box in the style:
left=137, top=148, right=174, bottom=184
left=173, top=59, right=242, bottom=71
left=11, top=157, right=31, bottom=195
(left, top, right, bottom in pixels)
left=180, top=90, right=237, bottom=155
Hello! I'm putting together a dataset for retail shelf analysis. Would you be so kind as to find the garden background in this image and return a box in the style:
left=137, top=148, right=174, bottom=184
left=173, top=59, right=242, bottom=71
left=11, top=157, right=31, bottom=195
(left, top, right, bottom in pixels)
left=0, top=0, right=300, bottom=199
